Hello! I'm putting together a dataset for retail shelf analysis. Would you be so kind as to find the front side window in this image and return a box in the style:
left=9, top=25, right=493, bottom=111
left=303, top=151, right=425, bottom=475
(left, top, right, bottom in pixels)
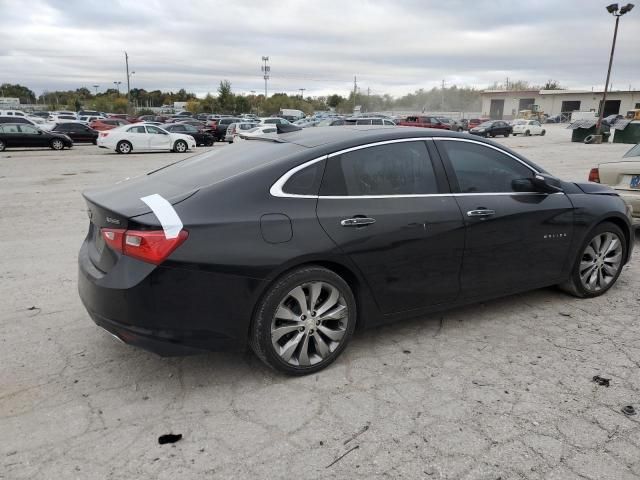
left=146, top=126, right=164, bottom=134
left=440, top=140, right=535, bottom=193
left=171, top=125, right=185, bottom=132
left=19, top=125, right=39, bottom=134
left=320, top=141, right=438, bottom=196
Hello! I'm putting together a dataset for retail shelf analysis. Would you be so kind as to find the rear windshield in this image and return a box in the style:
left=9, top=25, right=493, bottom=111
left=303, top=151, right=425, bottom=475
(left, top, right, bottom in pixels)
left=623, top=144, right=640, bottom=158
left=148, top=140, right=306, bottom=188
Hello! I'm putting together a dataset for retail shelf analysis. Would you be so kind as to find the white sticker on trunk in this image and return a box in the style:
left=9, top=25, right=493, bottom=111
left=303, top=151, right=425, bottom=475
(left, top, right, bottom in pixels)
left=140, top=194, right=183, bottom=239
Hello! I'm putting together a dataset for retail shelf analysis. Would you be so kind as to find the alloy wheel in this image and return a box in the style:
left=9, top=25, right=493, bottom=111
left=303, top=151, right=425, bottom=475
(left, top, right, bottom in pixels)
left=579, top=232, right=623, bottom=292
left=52, top=140, right=64, bottom=150
left=175, top=141, right=187, bottom=152
left=270, top=281, right=348, bottom=367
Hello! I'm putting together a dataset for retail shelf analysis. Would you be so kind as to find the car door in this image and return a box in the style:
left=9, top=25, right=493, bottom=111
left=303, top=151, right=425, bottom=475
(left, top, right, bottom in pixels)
left=18, top=124, right=46, bottom=147
left=125, top=125, right=148, bottom=150
left=530, top=121, right=541, bottom=135
left=145, top=125, right=171, bottom=150
left=315, top=139, right=465, bottom=314
left=435, top=138, right=574, bottom=299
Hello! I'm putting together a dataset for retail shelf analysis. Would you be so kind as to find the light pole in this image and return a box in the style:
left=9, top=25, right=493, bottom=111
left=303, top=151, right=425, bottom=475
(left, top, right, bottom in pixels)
left=113, top=81, right=122, bottom=95
left=596, top=3, right=634, bottom=140
left=93, top=84, right=99, bottom=95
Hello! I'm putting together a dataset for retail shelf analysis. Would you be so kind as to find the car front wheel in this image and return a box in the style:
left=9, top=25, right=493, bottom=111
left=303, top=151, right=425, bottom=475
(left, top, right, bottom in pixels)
left=50, top=139, right=65, bottom=150
left=250, top=266, right=357, bottom=375
left=0, top=139, right=5, bottom=151
left=559, top=222, right=626, bottom=298
left=173, top=140, right=188, bottom=152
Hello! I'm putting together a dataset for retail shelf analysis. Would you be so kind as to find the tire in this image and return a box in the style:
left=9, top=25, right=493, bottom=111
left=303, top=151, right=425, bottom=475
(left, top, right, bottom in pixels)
left=92, top=139, right=97, bottom=145
left=0, top=139, right=5, bottom=152
left=173, top=140, right=188, bottom=153
left=249, top=266, right=357, bottom=375
left=559, top=222, right=627, bottom=298
left=504, top=131, right=510, bottom=137
left=457, top=127, right=463, bottom=132
left=50, top=139, right=65, bottom=150
left=541, top=130, right=546, bottom=136
left=584, top=134, right=596, bottom=144
left=116, top=141, right=132, bottom=154
left=525, top=130, right=531, bottom=136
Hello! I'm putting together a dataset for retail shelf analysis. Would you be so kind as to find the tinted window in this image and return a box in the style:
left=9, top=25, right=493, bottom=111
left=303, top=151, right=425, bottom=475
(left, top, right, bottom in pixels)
left=371, top=119, right=383, bottom=125
left=383, top=120, right=395, bottom=125
left=184, top=125, right=198, bottom=132
left=282, top=161, right=325, bottom=195
left=128, top=126, right=146, bottom=133
left=19, top=125, right=39, bottom=134
left=171, top=125, right=186, bottom=131
left=440, top=141, right=535, bottom=193
left=0, top=117, right=29, bottom=124
left=320, top=141, right=438, bottom=196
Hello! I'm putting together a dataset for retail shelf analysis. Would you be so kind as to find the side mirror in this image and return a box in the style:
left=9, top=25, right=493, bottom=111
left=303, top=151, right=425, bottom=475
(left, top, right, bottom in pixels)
left=531, top=173, right=563, bottom=193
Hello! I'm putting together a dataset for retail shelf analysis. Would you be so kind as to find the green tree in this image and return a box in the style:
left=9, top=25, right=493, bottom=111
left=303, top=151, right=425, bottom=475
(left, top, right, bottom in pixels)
left=0, top=83, right=36, bottom=103
left=217, top=80, right=235, bottom=113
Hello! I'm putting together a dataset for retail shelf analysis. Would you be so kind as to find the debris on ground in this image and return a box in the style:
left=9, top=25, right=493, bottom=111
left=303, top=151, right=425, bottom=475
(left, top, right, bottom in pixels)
left=403, top=350, right=411, bottom=354
left=158, top=434, right=182, bottom=445
left=326, top=445, right=359, bottom=468
left=344, top=424, right=370, bottom=445
left=621, top=406, right=636, bottom=416
left=592, top=375, right=611, bottom=387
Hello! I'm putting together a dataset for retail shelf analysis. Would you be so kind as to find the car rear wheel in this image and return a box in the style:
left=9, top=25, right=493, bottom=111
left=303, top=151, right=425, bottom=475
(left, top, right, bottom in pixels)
left=116, top=141, right=132, bottom=154
left=559, top=222, right=626, bottom=298
left=173, top=140, right=188, bottom=153
left=250, top=266, right=357, bottom=375
left=504, top=132, right=510, bottom=137
left=525, top=130, right=531, bottom=136
left=50, top=139, right=65, bottom=150
left=0, top=139, right=5, bottom=151
left=541, top=130, right=546, bottom=136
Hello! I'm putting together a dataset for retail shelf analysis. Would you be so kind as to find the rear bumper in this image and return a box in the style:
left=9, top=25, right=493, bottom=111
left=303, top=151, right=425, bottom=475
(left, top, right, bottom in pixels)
left=78, top=240, right=262, bottom=356
left=616, top=190, right=640, bottom=219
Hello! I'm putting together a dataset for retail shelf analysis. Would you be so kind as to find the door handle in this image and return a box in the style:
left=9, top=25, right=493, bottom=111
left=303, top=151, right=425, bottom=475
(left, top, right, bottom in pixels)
left=341, top=217, right=376, bottom=227
left=466, top=209, right=496, bottom=217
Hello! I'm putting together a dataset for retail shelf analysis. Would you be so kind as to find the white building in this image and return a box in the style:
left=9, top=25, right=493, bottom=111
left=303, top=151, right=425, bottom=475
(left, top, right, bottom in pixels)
left=480, top=89, right=640, bottom=120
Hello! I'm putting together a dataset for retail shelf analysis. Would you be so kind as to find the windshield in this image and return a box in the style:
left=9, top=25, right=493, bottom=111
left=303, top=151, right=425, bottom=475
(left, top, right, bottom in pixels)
left=478, top=122, right=493, bottom=128
left=623, top=144, right=640, bottom=158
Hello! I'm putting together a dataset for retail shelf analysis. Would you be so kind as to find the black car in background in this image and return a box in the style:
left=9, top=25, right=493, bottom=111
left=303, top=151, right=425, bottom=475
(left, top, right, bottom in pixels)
left=78, top=127, right=633, bottom=375
left=161, top=123, right=214, bottom=146
left=470, top=120, right=513, bottom=137
left=0, top=123, right=73, bottom=151
left=213, top=117, right=242, bottom=141
left=52, top=122, right=99, bottom=144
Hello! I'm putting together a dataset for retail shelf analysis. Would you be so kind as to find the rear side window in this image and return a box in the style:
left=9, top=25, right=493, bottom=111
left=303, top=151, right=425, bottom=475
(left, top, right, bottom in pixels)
left=439, top=140, right=534, bottom=193
left=128, top=126, right=146, bottom=133
left=320, top=141, right=438, bottom=196
left=282, top=161, right=325, bottom=196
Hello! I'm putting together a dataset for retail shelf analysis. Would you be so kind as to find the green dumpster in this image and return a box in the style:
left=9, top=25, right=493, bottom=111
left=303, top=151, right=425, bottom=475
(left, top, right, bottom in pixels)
left=571, top=125, right=610, bottom=142
left=613, top=121, right=640, bottom=144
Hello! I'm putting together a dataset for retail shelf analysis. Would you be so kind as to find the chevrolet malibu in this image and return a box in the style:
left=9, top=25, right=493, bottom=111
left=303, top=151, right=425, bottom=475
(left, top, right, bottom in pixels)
left=79, top=127, right=634, bottom=375
left=97, top=123, right=196, bottom=154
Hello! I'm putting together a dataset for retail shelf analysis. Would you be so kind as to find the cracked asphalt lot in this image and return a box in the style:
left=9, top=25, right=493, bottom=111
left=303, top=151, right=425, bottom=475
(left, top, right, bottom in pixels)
left=1, top=125, right=639, bottom=479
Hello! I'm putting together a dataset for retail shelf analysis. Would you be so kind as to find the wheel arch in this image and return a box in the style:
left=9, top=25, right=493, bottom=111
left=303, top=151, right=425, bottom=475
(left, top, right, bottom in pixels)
left=597, top=215, right=633, bottom=263
left=247, top=257, right=379, bottom=339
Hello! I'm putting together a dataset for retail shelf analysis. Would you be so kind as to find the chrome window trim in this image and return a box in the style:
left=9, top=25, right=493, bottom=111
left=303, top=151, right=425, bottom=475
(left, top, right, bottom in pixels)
left=432, top=136, right=540, bottom=174
left=270, top=136, right=551, bottom=199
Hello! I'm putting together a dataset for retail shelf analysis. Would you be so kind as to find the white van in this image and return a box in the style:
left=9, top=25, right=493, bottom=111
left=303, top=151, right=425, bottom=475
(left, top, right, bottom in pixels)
left=0, top=110, right=26, bottom=117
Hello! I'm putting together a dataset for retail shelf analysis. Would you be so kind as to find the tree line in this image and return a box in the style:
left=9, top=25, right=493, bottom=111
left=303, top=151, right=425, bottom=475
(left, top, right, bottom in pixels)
left=0, top=79, right=562, bottom=116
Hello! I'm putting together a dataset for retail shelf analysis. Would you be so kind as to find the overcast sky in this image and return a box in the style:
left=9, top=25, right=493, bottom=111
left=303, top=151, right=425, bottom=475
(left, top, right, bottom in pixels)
left=1, top=0, right=639, bottom=98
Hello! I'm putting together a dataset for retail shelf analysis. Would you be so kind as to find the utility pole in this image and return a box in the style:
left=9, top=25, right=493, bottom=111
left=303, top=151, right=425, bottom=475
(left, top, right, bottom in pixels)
left=441, top=79, right=446, bottom=111
left=596, top=3, right=634, bottom=139
left=299, top=88, right=306, bottom=99
left=367, top=87, right=370, bottom=112
left=353, top=76, right=357, bottom=112
left=125, top=51, right=131, bottom=113
left=93, top=85, right=99, bottom=95
left=113, top=81, right=121, bottom=95
left=261, top=56, right=270, bottom=98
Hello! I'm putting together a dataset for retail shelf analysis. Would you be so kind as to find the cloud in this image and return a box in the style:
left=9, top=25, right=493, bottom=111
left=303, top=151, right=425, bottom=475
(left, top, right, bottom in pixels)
left=0, top=0, right=638, bottom=97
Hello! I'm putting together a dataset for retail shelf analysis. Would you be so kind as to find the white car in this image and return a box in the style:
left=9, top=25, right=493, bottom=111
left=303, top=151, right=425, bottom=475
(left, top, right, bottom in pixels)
left=258, top=117, right=291, bottom=126
left=225, top=122, right=260, bottom=142
left=237, top=125, right=278, bottom=140
left=512, top=120, right=545, bottom=136
left=97, top=123, right=196, bottom=154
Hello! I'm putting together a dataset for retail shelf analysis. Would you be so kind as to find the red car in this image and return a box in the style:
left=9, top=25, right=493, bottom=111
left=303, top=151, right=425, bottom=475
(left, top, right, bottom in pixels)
left=89, top=118, right=130, bottom=131
left=397, top=115, right=450, bottom=129
left=467, top=118, right=491, bottom=130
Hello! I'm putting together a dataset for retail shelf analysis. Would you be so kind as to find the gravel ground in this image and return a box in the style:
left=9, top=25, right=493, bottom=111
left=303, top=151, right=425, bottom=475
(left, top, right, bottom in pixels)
left=1, top=125, right=639, bottom=479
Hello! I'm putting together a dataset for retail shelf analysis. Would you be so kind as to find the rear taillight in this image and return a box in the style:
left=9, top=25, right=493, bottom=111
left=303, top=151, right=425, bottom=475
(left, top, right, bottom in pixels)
left=588, top=168, right=600, bottom=183
left=101, top=228, right=188, bottom=265
left=100, top=132, right=109, bottom=137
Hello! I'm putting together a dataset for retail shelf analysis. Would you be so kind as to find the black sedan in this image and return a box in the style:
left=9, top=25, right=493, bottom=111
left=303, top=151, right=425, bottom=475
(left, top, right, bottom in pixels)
left=78, top=127, right=633, bottom=375
left=160, top=123, right=214, bottom=146
left=470, top=120, right=513, bottom=137
left=52, top=122, right=99, bottom=144
left=0, top=123, right=73, bottom=151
